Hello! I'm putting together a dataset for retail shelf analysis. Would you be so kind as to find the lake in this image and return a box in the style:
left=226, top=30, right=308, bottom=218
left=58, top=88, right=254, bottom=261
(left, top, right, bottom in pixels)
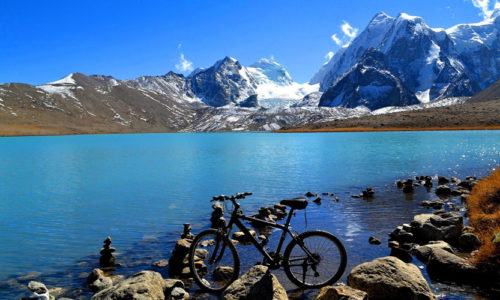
left=1, top=131, right=499, bottom=299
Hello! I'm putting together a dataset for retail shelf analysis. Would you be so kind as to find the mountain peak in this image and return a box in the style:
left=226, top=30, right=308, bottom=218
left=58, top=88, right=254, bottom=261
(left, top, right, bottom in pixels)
left=249, top=57, right=293, bottom=85
left=396, top=13, right=424, bottom=23
left=214, top=56, right=238, bottom=68
left=47, top=73, right=77, bottom=85
left=368, top=12, right=394, bottom=27
left=250, top=57, right=281, bottom=68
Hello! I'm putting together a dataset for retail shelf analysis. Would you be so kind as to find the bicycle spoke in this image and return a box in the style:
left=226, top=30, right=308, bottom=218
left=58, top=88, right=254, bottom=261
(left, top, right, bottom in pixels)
left=284, top=231, right=346, bottom=288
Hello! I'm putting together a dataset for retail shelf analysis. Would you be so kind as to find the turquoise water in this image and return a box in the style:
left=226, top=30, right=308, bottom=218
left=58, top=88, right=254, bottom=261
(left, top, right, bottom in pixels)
left=1, top=131, right=500, bottom=298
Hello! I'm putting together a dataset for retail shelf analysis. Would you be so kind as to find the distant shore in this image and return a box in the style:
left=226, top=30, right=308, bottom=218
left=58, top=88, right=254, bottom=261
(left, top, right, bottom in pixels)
left=279, top=125, right=500, bottom=133
left=2, top=124, right=500, bottom=138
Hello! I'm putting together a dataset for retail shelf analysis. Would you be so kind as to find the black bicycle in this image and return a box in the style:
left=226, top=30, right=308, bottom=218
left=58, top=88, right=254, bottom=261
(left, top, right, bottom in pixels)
left=188, top=193, right=347, bottom=292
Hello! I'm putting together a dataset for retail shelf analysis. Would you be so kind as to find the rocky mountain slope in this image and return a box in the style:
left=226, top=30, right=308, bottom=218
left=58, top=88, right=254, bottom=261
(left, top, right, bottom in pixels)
left=2, top=11, right=500, bottom=135
left=312, top=11, right=500, bottom=109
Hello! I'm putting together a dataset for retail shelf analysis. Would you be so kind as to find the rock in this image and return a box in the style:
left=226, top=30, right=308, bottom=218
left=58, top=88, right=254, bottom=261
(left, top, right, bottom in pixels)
left=451, top=176, right=460, bottom=183
left=164, top=279, right=184, bottom=291
left=168, top=287, right=189, bottom=300
left=388, top=241, right=399, bottom=249
left=402, top=180, right=414, bottom=193
left=92, top=271, right=168, bottom=300
left=87, top=268, right=113, bottom=292
left=110, top=275, right=125, bottom=285
left=313, top=197, right=322, bottom=203
left=27, top=281, right=49, bottom=295
left=87, top=268, right=104, bottom=284
left=458, top=180, right=476, bottom=191
left=232, top=230, right=256, bottom=244
left=48, top=287, right=66, bottom=298
left=438, top=176, right=449, bottom=184
left=181, top=223, right=194, bottom=240
left=435, top=185, right=451, bottom=196
left=458, top=233, right=481, bottom=252
left=347, top=257, right=434, bottom=300
left=305, top=192, right=317, bottom=197
left=89, top=276, right=113, bottom=292
left=410, top=211, right=463, bottom=243
left=424, top=176, right=433, bottom=187
left=389, top=226, right=414, bottom=243
left=426, top=248, right=478, bottom=282
left=413, top=241, right=454, bottom=263
left=222, top=265, right=287, bottom=300
left=362, top=187, right=374, bottom=198
left=368, top=236, right=381, bottom=245
left=389, top=247, right=412, bottom=263
left=421, top=200, right=444, bottom=209
left=169, top=238, right=192, bottom=276
left=214, top=266, right=234, bottom=281
left=19, top=272, right=42, bottom=280
left=396, top=180, right=403, bottom=188
left=152, top=259, right=169, bottom=268
left=316, top=284, right=368, bottom=300
left=211, top=201, right=226, bottom=229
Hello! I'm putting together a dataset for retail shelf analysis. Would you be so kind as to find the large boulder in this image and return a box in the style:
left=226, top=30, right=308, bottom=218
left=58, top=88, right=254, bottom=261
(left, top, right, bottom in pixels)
left=91, top=271, right=169, bottom=300
left=426, top=248, right=478, bottom=282
left=410, top=211, right=463, bottom=243
left=316, top=284, right=367, bottom=300
left=413, top=241, right=454, bottom=263
left=222, top=265, right=287, bottom=300
left=347, top=256, right=434, bottom=300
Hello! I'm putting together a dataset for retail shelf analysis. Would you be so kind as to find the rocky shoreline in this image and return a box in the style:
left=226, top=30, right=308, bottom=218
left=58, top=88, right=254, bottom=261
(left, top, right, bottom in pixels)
left=11, top=173, right=500, bottom=299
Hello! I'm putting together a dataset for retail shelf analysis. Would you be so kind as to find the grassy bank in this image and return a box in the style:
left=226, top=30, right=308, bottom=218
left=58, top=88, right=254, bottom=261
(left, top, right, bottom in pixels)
left=467, top=168, right=500, bottom=264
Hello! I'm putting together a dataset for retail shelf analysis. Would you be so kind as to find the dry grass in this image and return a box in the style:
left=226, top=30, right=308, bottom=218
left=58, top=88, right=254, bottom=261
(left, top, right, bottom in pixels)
left=467, top=168, right=500, bottom=264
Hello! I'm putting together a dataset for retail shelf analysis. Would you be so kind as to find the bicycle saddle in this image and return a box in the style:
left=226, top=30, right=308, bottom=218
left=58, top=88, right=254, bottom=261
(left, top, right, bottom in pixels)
left=280, top=197, right=308, bottom=210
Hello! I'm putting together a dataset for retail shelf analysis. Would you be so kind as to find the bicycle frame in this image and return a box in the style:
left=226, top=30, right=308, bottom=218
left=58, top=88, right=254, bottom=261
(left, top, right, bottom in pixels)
left=219, top=200, right=317, bottom=268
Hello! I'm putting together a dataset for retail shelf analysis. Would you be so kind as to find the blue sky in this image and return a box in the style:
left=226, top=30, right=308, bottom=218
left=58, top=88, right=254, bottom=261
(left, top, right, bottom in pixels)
left=0, top=0, right=497, bottom=85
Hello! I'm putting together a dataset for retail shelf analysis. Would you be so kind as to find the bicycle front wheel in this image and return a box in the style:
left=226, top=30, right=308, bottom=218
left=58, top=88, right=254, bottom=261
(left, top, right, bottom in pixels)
left=188, top=229, right=240, bottom=293
left=283, top=230, right=347, bottom=289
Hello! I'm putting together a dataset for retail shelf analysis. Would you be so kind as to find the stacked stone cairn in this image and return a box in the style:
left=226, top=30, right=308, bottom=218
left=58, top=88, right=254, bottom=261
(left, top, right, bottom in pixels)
left=99, top=237, right=116, bottom=268
left=168, top=223, right=208, bottom=278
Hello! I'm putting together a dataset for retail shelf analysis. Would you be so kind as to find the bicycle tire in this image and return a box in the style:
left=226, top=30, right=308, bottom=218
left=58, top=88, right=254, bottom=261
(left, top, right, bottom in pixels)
left=283, top=230, right=347, bottom=289
left=188, top=229, right=240, bottom=293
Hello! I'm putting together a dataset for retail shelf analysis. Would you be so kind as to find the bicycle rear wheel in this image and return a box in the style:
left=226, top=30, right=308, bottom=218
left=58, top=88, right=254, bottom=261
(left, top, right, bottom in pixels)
left=188, top=229, right=240, bottom=293
left=283, top=230, right=347, bottom=289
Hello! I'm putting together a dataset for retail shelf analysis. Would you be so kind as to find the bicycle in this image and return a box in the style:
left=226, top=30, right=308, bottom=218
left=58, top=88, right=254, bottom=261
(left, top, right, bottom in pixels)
left=188, top=193, right=347, bottom=293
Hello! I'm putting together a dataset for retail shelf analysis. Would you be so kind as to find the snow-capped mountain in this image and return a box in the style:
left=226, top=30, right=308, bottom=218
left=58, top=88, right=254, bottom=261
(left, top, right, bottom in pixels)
left=247, top=58, right=319, bottom=108
left=124, top=56, right=317, bottom=109
left=313, top=10, right=500, bottom=109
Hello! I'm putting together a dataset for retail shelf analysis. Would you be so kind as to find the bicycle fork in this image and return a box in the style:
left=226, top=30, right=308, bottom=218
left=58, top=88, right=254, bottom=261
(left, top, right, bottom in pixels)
left=208, top=230, right=227, bottom=265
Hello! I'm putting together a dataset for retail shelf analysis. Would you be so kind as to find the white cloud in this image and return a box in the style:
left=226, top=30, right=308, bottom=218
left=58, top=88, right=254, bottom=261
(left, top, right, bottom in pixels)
left=177, top=43, right=182, bottom=50
left=468, top=0, right=500, bottom=19
left=331, top=34, right=342, bottom=46
left=175, top=53, right=194, bottom=72
left=329, top=20, right=358, bottom=49
left=325, top=51, right=334, bottom=61
left=341, top=21, right=358, bottom=39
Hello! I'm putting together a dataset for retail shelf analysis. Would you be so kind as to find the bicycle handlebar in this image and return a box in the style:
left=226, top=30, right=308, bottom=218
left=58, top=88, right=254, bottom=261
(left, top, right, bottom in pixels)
left=211, top=192, right=252, bottom=202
